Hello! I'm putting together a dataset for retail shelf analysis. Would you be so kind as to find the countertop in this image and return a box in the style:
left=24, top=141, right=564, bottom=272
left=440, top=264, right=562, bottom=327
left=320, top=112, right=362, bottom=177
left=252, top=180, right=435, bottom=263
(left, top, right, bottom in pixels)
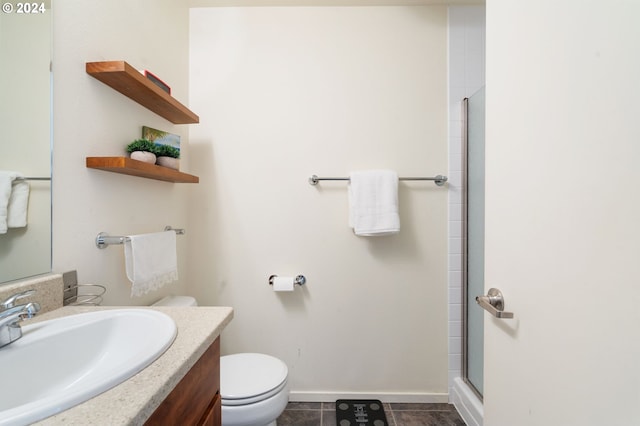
left=28, top=305, right=233, bottom=425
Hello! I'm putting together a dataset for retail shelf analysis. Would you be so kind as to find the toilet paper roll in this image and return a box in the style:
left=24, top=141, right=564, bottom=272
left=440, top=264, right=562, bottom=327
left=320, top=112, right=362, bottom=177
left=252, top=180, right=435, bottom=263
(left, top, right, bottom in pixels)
left=272, top=276, right=295, bottom=292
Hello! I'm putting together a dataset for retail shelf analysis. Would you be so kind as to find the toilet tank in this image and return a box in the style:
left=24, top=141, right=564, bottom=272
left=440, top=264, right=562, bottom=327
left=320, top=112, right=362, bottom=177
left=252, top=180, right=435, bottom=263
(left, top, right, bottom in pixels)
left=152, top=296, right=198, bottom=307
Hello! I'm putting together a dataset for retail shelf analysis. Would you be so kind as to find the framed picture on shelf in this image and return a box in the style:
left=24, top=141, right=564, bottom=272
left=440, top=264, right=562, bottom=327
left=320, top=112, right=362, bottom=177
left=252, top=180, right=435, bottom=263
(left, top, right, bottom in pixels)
left=142, top=126, right=180, bottom=152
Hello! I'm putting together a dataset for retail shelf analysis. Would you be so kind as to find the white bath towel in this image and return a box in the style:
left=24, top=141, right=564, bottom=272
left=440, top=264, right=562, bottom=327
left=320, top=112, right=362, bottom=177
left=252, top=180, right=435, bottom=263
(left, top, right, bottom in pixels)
left=0, top=171, right=30, bottom=234
left=348, top=170, right=400, bottom=236
left=124, top=231, right=178, bottom=297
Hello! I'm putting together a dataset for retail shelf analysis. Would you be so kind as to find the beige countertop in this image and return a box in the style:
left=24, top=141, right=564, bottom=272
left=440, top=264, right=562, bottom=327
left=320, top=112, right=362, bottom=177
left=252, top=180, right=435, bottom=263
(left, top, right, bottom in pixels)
left=27, top=305, right=233, bottom=425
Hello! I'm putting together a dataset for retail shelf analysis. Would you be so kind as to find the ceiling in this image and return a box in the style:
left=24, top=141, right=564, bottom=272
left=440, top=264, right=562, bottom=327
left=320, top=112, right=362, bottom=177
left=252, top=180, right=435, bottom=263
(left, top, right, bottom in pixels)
left=190, top=0, right=484, bottom=7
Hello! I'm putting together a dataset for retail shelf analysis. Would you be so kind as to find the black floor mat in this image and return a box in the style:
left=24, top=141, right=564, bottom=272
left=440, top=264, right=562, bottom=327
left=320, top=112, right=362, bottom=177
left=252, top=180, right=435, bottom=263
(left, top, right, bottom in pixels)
left=335, top=399, right=389, bottom=426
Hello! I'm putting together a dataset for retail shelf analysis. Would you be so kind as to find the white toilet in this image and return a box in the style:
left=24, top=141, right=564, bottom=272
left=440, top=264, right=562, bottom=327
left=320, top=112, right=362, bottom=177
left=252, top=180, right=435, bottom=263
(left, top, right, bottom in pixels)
left=152, top=296, right=290, bottom=426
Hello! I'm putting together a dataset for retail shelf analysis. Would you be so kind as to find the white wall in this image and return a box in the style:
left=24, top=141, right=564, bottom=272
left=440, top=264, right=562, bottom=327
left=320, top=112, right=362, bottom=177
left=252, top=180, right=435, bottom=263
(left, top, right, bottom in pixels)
left=189, top=6, right=449, bottom=401
left=51, top=0, right=191, bottom=305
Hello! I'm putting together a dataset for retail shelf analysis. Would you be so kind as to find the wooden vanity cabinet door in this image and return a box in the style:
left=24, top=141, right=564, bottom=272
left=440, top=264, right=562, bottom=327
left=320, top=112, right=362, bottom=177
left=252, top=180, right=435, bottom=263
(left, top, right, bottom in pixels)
left=201, top=394, right=222, bottom=425
left=145, top=337, right=221, bottom=426
left=212, top=394, right=221, bottom=425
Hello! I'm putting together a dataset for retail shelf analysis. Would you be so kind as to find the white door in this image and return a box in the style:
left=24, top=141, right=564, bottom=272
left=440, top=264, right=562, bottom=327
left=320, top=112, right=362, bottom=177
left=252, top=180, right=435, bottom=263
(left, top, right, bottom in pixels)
left=483, top=1, right=640, bottom=425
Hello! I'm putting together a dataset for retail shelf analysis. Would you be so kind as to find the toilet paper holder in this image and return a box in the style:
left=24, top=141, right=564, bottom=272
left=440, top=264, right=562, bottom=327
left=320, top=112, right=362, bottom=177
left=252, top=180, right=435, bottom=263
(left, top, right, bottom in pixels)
left=269, top=275, right=306, bottom=286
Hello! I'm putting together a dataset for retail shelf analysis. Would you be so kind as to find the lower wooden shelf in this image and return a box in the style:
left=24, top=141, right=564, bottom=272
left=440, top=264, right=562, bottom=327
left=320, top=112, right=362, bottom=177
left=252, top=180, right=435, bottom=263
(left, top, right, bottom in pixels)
left=86, top=157, right=199, bottom=183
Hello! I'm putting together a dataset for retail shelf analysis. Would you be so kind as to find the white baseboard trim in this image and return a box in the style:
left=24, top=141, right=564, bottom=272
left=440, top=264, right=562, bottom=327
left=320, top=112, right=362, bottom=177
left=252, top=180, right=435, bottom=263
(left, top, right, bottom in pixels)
left=289, top=391, right=449, bottom=404
left=451, top=377, right=483, bottom=426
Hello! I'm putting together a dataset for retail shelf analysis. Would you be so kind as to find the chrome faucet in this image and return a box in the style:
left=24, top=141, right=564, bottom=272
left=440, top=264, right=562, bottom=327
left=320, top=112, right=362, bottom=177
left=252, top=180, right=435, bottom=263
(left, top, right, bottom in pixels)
left=0, top=290, right=40, bottom=348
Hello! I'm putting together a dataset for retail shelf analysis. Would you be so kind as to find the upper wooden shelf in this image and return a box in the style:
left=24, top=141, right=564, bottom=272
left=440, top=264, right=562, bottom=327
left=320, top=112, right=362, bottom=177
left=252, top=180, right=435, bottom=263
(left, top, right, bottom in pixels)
left=86, top=61, right=199, bottom=124
left=86, top=157, right=199, bottom=183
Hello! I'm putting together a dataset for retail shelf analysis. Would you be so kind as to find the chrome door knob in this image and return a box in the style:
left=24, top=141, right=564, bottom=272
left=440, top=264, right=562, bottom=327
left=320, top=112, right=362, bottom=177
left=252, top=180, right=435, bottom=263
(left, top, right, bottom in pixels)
left=476, top=288, right=514, bottom=319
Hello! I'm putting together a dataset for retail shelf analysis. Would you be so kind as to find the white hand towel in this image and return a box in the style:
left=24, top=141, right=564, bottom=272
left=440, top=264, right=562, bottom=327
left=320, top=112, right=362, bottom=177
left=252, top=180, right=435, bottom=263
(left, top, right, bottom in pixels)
left=348, top=170, right=400, bottom=236
left=124, top=231, right=178, bottom=297
left=0, top=171, right=29, bottom=234
left=7, top=178, right=29, bottom=229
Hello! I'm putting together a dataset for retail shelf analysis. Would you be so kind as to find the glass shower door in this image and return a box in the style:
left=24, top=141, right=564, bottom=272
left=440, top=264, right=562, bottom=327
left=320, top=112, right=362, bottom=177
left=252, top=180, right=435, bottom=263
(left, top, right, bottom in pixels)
left=463, top=87, right=485, bottom=398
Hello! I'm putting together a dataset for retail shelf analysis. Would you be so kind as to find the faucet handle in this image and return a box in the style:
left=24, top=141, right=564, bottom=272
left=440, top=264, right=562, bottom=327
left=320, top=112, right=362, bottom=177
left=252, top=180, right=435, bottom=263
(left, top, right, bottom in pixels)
left=0, top=302, right=40, bottom=348
left=1, top=289, right=36, bottom=309
left=20, top=302, right=40, bottom=318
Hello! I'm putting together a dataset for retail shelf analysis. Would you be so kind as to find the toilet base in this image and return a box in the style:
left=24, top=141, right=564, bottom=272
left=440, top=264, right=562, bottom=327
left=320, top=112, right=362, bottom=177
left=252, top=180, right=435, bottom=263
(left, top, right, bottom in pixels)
left=221, top=381, right=288, bottom=426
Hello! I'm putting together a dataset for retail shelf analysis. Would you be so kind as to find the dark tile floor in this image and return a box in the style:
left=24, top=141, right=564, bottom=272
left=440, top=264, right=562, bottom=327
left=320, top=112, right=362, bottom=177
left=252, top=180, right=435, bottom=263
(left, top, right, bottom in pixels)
left=277, top=402, right=466, bottom=426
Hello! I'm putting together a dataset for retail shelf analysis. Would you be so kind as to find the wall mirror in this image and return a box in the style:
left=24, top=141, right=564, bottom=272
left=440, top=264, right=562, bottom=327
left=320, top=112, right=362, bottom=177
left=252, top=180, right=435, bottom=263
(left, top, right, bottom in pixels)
left=0, top=1, right=52, bottom=283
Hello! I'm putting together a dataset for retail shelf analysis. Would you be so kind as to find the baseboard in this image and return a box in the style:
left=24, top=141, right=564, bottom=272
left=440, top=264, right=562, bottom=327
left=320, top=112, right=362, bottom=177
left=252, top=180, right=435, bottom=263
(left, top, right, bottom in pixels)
left=451, top=377, right=483, bottom=426
left=289, top=391, right=449, bottom=404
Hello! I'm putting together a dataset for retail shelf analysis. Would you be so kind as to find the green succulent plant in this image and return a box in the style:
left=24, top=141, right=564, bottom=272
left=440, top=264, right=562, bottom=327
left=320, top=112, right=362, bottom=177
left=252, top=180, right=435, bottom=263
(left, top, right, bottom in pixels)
left=126, top=138, right=157, bottom=153
left=154, top=144, right=181, bottom=159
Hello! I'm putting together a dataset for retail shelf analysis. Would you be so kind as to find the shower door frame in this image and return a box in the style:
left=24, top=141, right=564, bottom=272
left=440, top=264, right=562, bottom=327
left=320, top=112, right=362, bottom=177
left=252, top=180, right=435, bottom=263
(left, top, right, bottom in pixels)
left=461, top=95, right=484, bottom=402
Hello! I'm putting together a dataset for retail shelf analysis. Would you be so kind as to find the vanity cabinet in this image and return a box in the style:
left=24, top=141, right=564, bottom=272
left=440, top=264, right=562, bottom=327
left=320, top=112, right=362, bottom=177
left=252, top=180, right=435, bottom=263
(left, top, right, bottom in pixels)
left=145, top=337, right=221, bottom=425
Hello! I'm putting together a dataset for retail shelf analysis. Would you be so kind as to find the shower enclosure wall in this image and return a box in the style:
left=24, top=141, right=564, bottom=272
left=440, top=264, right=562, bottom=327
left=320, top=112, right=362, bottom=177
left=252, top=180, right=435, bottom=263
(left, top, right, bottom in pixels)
left=450, top=87, right=486, bottom=426
left=446, top=9, right=486, bottom=426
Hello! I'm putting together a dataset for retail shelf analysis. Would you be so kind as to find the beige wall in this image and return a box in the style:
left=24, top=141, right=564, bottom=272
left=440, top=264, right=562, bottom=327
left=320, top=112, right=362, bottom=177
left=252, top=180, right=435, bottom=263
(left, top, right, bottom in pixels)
left=45, top=1, right=451, bottom=402
left=189, top=6, right=449, bottom=401
left=51, top=0, right=191, bottom=305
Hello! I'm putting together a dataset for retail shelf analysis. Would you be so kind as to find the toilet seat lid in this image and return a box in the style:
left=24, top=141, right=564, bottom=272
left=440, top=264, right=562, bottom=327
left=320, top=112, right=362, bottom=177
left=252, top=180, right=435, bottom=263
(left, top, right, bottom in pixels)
left=221, top=353, right=288, bottom=401
left=152, top=295, right=197, bottom=307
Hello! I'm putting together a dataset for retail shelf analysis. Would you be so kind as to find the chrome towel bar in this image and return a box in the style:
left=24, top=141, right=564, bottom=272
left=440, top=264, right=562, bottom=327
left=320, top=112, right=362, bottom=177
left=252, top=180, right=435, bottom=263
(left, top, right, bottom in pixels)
left=96, top=226, right=185, bottom=249
left=308, top=174, right=448, bottom=186
left=15, top=177, right=51, bottom=181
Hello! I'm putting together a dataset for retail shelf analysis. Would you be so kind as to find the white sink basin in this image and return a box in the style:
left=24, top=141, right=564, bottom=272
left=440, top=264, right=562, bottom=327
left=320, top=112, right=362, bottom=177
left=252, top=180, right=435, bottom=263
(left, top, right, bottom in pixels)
left=0, top=309, right=177, bottom=426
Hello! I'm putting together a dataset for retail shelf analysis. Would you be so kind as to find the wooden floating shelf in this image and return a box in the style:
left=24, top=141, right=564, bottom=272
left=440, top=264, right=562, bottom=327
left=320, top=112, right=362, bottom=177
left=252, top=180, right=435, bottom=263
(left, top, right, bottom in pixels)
left=86, top=61, right=199, bottom=124
left=86, top=157, right=199, bottom=183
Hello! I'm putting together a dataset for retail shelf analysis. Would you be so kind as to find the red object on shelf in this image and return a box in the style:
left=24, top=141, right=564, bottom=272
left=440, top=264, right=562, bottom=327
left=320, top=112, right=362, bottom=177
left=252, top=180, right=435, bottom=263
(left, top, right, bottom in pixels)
left=142, top=69, right=171, bottom=95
